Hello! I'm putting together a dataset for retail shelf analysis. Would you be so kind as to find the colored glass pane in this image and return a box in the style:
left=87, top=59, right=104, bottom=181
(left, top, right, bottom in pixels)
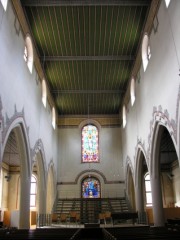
left=82, top=125, right=99, bottom=162
left=82, top=177, right=100, bottom=198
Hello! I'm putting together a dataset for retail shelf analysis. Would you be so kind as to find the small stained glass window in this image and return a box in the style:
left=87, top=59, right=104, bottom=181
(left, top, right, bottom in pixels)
left=82, top=177, right=100, bottom=198
left=82, top=125, right=99, bottom=162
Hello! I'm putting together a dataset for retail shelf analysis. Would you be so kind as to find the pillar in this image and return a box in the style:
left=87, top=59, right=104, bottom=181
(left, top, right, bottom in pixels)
left=151, top=175, right=165, bottom=227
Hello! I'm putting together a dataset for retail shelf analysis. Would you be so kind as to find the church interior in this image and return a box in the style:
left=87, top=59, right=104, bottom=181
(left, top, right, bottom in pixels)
left=0, top=0, right=180, bottom=239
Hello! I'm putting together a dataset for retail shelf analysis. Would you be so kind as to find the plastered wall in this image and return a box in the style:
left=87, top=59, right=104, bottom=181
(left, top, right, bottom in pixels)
left=122, top=0, right=180, bottom=180
left=57, top=126, right=125, bottom=198
left=0, top=2, right=58, bottom=186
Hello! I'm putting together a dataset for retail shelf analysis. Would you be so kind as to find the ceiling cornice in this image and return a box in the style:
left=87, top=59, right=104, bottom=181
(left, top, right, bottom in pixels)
left=58, top=114, right=121, bottom=127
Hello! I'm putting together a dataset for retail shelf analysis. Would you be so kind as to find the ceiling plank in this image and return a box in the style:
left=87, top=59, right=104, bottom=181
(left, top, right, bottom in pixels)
left=22, top=0, right=150, bottom=7
left=41, top=55, right=135, bottom=61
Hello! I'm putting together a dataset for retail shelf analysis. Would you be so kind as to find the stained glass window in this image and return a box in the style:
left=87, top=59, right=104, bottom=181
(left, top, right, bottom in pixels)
left=82, top=177, right=100, bottom=198
left=82, top=125, right=99, bottom=162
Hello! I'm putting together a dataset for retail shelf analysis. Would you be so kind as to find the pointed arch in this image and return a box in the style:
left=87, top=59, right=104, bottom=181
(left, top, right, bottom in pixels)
left=46, top=161, right=56, bottom=213
left=125, top=157, right=136, bottom=210
left=32, top=139, right=47, bottom=214
left=149, top=111, right=178, bottom=175
left=134, top=143, right=149, bottom=186
left=1, top=117, right=31, bottom=229
left=150, top=118, right=178, bottom=226
left=134, top=145, right=149, bottom=214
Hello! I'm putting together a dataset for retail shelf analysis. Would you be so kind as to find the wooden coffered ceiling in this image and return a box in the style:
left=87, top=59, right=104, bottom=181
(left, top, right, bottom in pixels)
left=12, top=0, right=160, bottom=126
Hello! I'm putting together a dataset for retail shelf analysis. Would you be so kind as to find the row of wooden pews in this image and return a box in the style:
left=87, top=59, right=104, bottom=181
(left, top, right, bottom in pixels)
left=1, top=226, right=180, bottom=240
left=0, top=228, right=78, bottom=240
left=105, top=226, right=180, bottom=240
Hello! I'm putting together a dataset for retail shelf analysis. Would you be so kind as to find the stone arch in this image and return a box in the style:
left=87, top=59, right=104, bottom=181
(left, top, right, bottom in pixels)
left=134, top=145, right=149, bottom=215
left=75, top=169, right=106, bottom=184
left=125, top=157, right=136, bottom=210
left=32, top=139, right=47, bottom=214
left=1, top=117, right=31, bottom=229
left=46, top=160, right=56, bottom=213
left=149, top=110, right=177, bottom=175
left=150, top=119, right=178, bottom=226
left=79, top=119, right=101, bottom=131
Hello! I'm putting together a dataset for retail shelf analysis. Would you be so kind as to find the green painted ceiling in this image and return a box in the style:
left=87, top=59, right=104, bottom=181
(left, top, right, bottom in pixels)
left=20, top=0, right=151, bottom=116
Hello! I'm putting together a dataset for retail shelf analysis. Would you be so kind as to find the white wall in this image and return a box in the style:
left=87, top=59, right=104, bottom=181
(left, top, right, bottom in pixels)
left=58, top=126, right=125, bottom=198
left=0, top=2, right=58, bottom=184
left=122, top=0, right=180, bottom=175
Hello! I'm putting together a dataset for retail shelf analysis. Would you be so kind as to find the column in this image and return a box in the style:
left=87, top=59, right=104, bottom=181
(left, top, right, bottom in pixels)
left=151, top=175, right=165, bottom=227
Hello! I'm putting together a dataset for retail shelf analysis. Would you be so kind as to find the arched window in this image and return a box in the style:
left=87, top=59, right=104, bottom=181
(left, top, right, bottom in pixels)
left=30, top=175, right=37, bottom=208
left=130, top=77, right=135, bottom=106
left=52, top=107, right=56, bottom=129
left=82, top=124, right=99, bottom=162
left=122, top=105, right=127, bottom=128
left=24, top=34, right=33, bottom=73
left=42, top=79, right=47, bottom=107
left=144, top=173, right=152, bottom=207
left=165, top=0, right=171, bottom=8
left=1, top=0, right=8, bottom=11
left=82, top=176, right=100, bottom=198
left=142, top=34, right=151, bottom=72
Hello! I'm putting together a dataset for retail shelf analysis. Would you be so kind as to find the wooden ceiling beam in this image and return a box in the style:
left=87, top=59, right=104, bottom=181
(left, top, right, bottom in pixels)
left=22, top=0, right=150, bottom=7
left=52, top=89, right=125, bottom=94
left=41, top=55, right=134, bottom=61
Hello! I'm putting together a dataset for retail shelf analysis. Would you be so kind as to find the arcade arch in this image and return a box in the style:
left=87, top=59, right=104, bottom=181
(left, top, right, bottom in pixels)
left=1, top=122, right=31, bottom=229
left=150, top=124, right=178, bottom=226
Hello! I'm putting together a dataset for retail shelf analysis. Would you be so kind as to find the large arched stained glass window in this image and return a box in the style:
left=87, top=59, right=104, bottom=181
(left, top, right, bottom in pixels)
left=82, top=124, right=99, bottom=162
left=82, top=177, right=100, bottom=198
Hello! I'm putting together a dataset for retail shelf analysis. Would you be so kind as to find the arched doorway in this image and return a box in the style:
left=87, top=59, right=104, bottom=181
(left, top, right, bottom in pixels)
left=81, top=176, right=100, bottom=198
